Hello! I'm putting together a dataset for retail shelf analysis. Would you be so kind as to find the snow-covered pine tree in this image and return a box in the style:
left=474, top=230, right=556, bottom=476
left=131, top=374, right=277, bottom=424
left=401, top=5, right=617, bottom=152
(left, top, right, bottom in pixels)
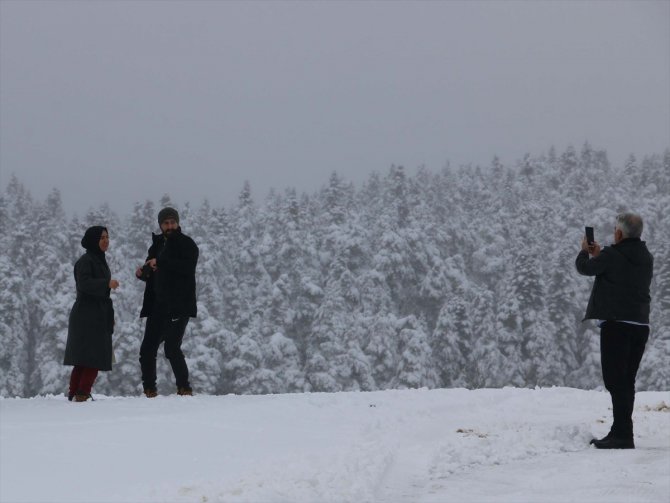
left=0, top=218, right=29, bottom=396
left=306, top=257, right=372, bottom=392
left=30, top=189, right=73, bottom=395
left=394, top=315, right=438, bottom=389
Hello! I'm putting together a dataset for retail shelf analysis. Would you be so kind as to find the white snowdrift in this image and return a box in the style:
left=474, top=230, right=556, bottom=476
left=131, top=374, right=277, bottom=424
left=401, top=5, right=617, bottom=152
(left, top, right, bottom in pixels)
left=1, top=387, right=668, bottom=503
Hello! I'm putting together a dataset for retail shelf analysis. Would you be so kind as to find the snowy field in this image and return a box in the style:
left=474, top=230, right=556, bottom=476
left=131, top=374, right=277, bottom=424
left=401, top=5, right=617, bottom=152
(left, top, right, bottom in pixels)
left=1, top=388, right=669, bottom=503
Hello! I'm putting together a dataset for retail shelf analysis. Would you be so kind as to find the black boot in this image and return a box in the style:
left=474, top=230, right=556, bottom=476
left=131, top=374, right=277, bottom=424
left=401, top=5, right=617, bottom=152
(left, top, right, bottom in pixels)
left=592, top=436, right=634, bottom=449
left=589, top=433, right=609, bottom=445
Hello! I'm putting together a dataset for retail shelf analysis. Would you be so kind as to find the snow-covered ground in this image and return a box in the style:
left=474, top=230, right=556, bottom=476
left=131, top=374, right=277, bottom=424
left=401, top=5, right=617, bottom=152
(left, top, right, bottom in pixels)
left=1, top=387, right=668, bottom=503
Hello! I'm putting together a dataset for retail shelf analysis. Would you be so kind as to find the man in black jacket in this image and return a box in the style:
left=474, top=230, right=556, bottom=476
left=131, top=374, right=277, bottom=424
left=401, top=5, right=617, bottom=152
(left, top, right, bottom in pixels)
left=576, top=212, right=653, bottom=449
left=136, top=207, right=199, bottom=397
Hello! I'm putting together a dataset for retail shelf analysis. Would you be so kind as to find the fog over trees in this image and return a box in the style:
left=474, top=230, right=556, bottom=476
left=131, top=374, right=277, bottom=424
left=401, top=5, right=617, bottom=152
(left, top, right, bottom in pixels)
left=1, top=144, right=668, bottom=397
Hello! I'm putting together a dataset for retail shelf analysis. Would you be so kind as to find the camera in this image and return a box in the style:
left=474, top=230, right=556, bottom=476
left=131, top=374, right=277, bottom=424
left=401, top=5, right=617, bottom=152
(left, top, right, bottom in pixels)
left=140, top=263, right=153, bottom=280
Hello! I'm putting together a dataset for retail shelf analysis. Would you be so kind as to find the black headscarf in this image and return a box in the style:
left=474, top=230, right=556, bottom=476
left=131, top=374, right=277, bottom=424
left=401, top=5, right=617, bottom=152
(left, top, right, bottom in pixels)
left=81, top=226, right=108, bottom=256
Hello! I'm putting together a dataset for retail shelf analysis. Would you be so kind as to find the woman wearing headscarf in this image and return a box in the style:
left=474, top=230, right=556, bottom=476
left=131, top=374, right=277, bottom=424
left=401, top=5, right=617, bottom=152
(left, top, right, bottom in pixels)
left=63, top=226, right=119, bottom=401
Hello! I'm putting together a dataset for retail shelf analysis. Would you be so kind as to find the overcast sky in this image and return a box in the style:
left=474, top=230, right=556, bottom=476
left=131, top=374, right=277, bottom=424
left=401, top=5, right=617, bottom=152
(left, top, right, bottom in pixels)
left=1, top=1, right=668, bottom=215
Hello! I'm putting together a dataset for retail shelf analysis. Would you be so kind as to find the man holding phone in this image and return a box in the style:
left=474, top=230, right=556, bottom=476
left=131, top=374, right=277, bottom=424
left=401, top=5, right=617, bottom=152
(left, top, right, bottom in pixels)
left=575, top=213, right=653, bottom=449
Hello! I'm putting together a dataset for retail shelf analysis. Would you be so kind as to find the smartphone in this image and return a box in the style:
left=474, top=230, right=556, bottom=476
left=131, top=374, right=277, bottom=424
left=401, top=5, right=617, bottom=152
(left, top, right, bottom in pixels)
left=585, top=226, right=595, bottom=245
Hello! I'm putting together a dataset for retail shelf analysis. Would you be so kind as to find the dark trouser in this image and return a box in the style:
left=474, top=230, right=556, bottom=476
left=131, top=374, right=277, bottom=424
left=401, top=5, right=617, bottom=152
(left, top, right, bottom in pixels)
left=600, top=321, right=649, bottom=439
left=140, top=311, right=190, bottom=390
left=69, top=366, right=99, bottom=395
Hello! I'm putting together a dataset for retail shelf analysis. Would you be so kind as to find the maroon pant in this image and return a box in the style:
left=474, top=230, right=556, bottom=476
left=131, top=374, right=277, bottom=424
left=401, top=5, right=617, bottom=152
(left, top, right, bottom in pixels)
left=69, top=366, right=99, bottom=395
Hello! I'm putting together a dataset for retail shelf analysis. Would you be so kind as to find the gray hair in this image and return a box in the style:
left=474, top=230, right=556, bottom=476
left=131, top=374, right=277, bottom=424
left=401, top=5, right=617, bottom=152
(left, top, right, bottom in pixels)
left=616, top=212, right=644, bottom=239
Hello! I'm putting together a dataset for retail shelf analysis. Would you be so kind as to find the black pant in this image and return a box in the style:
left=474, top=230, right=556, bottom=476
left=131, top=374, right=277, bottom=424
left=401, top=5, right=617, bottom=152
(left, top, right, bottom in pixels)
left=140, top=311, right=190, bottom=390
left=600, top=321, right=649, bottom=439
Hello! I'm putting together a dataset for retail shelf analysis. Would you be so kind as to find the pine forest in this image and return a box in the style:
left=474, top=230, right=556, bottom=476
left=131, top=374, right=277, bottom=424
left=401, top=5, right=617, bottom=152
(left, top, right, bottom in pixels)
left=1, top=144, right=668, bottom=398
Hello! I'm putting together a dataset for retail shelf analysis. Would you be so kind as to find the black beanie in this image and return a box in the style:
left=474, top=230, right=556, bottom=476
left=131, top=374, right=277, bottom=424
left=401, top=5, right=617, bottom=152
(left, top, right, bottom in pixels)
left=81, top=226, right=108, bottom=254
left=158, top=207, right=180, bottom=225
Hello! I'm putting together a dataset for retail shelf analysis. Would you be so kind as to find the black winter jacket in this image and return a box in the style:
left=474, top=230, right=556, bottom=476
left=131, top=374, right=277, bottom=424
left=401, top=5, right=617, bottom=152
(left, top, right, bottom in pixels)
left=575, top=238, right=653, bottom=323
left=64, top=251, right=114, bottom=370
left=138, top=227, right=198, bottom=319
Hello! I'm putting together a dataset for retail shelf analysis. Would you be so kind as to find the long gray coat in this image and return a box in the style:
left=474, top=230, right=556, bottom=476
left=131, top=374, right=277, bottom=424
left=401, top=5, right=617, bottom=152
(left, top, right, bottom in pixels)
left=63, top=251, right=114, bottom=370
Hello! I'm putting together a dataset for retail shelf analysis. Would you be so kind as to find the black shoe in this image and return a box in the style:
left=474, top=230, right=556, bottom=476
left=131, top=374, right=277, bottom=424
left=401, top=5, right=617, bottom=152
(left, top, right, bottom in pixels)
left=589, top=433, right=611, bottom=445
left=592, top=437, right=634, bottom=449
left=67, top=392, right=75, bottom=401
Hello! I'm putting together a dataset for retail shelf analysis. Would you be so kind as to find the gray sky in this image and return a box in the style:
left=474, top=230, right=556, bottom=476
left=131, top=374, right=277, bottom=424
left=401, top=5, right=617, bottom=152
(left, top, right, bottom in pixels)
left=1, top=0, right=668, bottom=215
